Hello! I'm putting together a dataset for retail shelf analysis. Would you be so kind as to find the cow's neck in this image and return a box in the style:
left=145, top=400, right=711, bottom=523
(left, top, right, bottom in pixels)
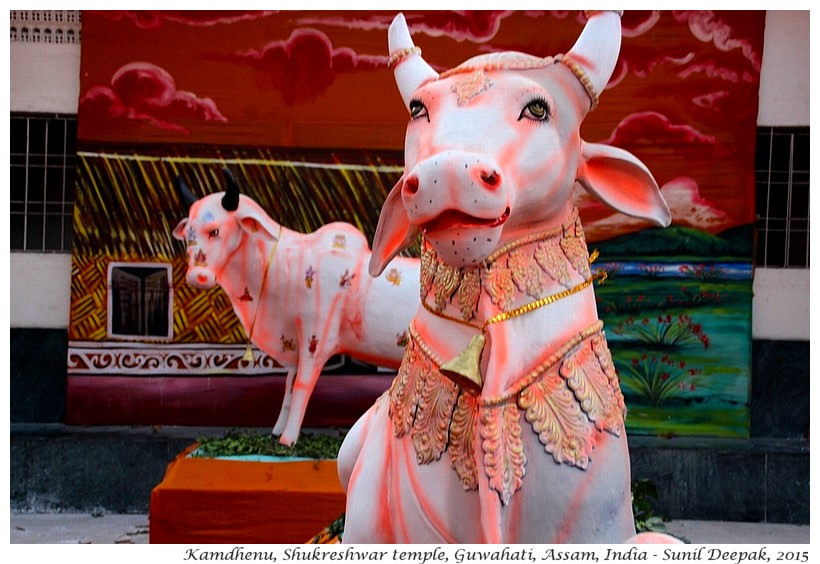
left=417, top=206, right=602, bottom=397
left=419, top=207, right=593, bottom=322
left=220, top=225, right=285, bottom=335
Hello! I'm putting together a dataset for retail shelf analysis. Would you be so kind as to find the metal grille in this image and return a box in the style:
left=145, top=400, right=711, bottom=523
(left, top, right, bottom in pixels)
left=10, top=113, right=76, bottom=252
left=755, top=127, right=810, bottom=268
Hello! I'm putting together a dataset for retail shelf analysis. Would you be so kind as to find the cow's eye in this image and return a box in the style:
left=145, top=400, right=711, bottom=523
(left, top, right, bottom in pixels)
left=409, top=100, right=429, bottom=121
left=519, top=99, right=550, bottom=122
left=208, top=228, right=219, bottom=239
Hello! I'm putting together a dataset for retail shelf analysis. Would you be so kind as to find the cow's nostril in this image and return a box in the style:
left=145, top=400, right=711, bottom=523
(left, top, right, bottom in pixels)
left=404, top=176, right=420, bottom=195
left=480, top=171, right=500, bottom=188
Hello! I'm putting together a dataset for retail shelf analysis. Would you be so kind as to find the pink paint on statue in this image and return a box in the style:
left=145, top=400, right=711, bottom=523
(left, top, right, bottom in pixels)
left=339, top=11, right=681, bottom=544
left=173, top=168, right=419, bottom=445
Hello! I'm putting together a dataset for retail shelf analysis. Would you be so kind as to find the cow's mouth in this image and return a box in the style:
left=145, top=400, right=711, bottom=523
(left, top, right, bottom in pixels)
left=421, top=207, right=510, bottom=235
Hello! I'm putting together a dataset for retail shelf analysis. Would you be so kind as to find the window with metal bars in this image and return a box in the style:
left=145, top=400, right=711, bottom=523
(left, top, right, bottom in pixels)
left=755, top=126, right=810, bottom=268
left=7, top=113, right=810, bottom=267
left=10, top=113, right=76, bottom=252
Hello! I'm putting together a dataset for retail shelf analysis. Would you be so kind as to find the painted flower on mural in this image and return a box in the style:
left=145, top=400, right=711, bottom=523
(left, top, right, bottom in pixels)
left=598, top=288, right=724, bottom=315
left=622, top=353, right=703, bottom=407
left=679, top=263, right=724, bottom=281
left=671, top=287, right=724, bottom=309
left=638, top=264, right=664, bottom=278
left=613, top=313, right=710, bottom=350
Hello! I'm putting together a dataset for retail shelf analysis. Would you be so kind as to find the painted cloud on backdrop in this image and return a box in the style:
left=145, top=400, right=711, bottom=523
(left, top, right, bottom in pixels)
left=79, top=62, right=227, bottom=134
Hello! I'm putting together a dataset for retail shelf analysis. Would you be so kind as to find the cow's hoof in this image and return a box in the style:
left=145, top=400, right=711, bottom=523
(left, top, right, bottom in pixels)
left=278, top=433, right=298, bottom=447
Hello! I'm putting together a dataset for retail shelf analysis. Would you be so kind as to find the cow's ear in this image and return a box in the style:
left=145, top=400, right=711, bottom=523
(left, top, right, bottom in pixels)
left=370, top=177, right=419, bottom=276
left=172, top=218, right=189, bottom=241
left=235, top=207, right=280, bottom=241
left=576, top=141, right=671, bottom=226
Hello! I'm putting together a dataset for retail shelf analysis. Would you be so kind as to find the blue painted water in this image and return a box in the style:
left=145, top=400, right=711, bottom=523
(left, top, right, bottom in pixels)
left=593, top=261, right=753, bottom=280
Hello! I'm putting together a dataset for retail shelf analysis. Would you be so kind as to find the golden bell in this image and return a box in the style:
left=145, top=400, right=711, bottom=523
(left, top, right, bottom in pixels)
left=243, top=343, right=255, bottom=363
left=440, top=333, right=485, bottom=393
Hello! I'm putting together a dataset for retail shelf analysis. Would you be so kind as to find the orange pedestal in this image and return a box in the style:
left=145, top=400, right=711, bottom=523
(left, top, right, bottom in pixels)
left=149, top=445, right=345, bottom=544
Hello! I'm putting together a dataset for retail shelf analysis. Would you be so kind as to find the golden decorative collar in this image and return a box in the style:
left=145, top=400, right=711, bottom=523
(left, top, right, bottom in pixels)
left=387, top=320, right=626, bottom=505
left=418, top=208, right=606, bottom=392
left=420, top=207, right=592, bottom=320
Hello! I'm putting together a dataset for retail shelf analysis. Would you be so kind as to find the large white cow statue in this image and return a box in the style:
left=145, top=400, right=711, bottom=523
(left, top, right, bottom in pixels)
left=173, top=168, right=418, bottom=445
left=338, top=11, right=677, bottom=543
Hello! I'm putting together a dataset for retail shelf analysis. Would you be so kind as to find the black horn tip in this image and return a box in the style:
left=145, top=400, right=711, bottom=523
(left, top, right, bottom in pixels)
left=221, top=167, right=240, bottom=211
left=175, top=175, right=199, bottom=210
left=222, top=167, right=237, bottom=183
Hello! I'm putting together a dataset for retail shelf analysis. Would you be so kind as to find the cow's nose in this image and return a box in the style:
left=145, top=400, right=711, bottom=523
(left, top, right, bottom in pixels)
left=403, top=175, right=420, bottom=196
left=479, top=170, right=500, bottom=189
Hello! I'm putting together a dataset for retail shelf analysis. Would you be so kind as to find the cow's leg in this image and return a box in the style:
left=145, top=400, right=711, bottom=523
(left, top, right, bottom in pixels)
left=337, top=397, right=395, bottom=543
left=278, top=349, right=334, bottom=446
left=272, top=367, right=296, bottom=437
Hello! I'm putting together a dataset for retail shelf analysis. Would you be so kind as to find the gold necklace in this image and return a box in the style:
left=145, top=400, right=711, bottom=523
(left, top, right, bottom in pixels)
left=420, top=207, right=591, bottom=319
left=420, top=249, right=606, bottom=392
left=243, top=224, right=283, bottom=362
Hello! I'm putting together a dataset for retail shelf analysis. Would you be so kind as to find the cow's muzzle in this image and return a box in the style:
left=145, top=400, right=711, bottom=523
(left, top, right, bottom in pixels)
left=402, top=152, right=507, bottom=225
left=420, top=207, right=510, bottom=235
left=401, top=151, right=510, bottom=265
left=186, top=268, right=216, bottom=290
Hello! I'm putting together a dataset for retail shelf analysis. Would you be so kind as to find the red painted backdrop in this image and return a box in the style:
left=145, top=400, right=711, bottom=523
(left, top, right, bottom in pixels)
left=78, top=10, right=762, bottom=236
left=70, top=10, right=764, bottom=435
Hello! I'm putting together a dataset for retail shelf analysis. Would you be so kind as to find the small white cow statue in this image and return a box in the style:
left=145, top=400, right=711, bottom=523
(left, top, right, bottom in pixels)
left=173, top=168, right=419, bottom=445
left=338, top=11, right=679, bottom=543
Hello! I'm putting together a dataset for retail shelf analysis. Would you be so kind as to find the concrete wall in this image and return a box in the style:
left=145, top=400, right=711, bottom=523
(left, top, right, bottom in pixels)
left=9, top=11, right=810, bottom=340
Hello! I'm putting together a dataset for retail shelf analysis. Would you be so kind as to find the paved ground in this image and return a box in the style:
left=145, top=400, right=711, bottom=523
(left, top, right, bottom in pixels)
left=8, top=512, right=810, bottom=544
left=10, top=512, right=150, bottom=544
left=663, top=519, right=810, bottom=544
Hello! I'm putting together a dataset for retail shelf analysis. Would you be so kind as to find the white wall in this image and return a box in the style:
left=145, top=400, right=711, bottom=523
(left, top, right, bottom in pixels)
left=752, top=269, right=810, bottom=340
left=9, top=11, right=810, bottom=340
left=10, top=41, right=81, bottom=114
left=9, top=253, right=73, bottom=328
left=757, top=11, right=810, bottom=127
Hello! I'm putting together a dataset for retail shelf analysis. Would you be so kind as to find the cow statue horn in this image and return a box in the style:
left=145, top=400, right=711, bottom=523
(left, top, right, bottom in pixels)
left=221, top=167, right=240, bottom=212
left=175, top=175, right=199, bottom=210
left=388, top=13, right=439, bottom=109
left=564, top=10, right=623, bottom=111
